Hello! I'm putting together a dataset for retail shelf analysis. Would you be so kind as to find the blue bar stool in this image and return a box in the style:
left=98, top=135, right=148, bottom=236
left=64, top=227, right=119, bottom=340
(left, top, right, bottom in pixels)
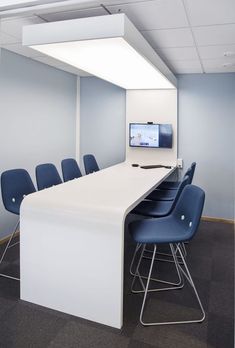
left=0, top=169, right=36, bottom=281
left=83, top=154, right=100, bottom=175
left=129, top=184, right=205, bottom=326
left=61, top=158, right=82, bottom=182
left=36, top=163, right=62, bottom=190
left=130, top=175, right=190, bottom=276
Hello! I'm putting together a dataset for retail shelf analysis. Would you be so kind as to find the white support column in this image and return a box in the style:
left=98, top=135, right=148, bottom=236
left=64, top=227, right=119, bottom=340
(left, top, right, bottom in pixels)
left=75, top=76, right=80, bottom=165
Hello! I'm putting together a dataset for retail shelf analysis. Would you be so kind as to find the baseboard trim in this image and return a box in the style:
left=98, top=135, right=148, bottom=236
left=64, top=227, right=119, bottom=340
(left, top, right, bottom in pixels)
left=0, top=231, right=20, bottom=245
left=201, top=216, right=235, bottom=225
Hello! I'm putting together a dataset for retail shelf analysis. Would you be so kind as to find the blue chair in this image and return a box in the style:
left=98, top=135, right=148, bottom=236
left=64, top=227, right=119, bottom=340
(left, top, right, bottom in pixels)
left=133, top=175, right=190, bottom=218
left=130, top=175, right=190, bottom=276
left=0, top=169, right=36, bottom=281
left=159, top=162, right=196, bottom=190
left=83, top=154, right=99, bottom=175
left=36, top=163, right=62, bottom=190
left=129, top=184, right=205, bottom=326
left=61, top=158, right=82, bottom=182
left=146, top=188, right=177, bottom=201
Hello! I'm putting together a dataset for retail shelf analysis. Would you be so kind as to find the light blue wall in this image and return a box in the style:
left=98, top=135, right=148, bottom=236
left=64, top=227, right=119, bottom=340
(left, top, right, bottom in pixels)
left=0, top=49, right=77, bottom=239
left=178, top=73, right=235, bottom=220
left=80, top=77, right=126, bottom=172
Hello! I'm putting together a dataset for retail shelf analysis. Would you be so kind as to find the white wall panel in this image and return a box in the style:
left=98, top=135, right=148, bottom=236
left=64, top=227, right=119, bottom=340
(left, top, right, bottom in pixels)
left=126, top=89, right=177, bottom=165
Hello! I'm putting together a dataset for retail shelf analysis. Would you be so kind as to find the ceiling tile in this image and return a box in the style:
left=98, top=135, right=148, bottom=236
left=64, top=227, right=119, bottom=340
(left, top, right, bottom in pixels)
left=0, top=30, right=19, bottom=44
left=1, top=42, right=42, bottom=57
left=142, top=28, right=194, bottom=48
left=193, top=24, right=235, bottom=46
left=107, top=0, right=188, bottom=30
left=202, top=58, right=235, bottom=73
left=40, top=7, right=107, bottom=22
left=198, top=44, right=235, bottom=60
left=156, top=46, right=198, bottom=62
left=0, top=15, right=44, bottom=40
left=184, top=0, right=235, bottom=26
left=169, top=59, right=202, bottom=73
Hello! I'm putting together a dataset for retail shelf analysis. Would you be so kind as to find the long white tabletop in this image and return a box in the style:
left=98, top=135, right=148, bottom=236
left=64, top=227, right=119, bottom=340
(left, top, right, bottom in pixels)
left=20, top=161, right=175, bottom=329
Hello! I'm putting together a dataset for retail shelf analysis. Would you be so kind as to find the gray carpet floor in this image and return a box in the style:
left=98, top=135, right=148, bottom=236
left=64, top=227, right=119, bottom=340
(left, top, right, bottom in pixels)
left=0, top=219, right=234, bottom=348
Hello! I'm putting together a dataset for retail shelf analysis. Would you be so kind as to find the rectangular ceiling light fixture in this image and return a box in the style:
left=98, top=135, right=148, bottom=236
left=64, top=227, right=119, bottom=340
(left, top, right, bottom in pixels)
left=0, top=0, right=63, bottom=10
left=23, top=14, right=177, bottom=90
left=0, top=0, right=39, bottom=5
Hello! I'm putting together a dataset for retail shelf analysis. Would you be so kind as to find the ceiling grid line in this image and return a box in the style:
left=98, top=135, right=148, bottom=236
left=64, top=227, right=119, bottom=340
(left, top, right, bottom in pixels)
left=181, top=0, right=205, bottom=73
left=140, top=21, right=235, bottom=32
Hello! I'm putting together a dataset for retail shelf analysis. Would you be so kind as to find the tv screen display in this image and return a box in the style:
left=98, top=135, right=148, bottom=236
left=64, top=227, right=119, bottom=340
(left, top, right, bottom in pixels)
left=129, top=123, right=172, bottom=148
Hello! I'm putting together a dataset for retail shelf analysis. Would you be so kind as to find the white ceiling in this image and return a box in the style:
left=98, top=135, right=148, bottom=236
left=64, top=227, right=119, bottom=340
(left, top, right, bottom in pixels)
left=0, top=0, right=235, bottom=75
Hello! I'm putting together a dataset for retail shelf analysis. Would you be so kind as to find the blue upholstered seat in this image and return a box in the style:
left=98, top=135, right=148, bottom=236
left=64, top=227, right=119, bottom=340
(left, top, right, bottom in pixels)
left=146, top=188, right=176, bottom=201
left=1, top=169, right=36, bottom=215
left=83, top=154, right=100, bottom=175
left=129, top=185, right=205, bottom=245
left=0, top=169, right=36, bottom=281
left=133, top=175, right=189, bottom=217
left=158, top=181, right=180, bottom=190
left=36, top=163, right=62, bottom=190
left=61, top=158, right=82, bottom=182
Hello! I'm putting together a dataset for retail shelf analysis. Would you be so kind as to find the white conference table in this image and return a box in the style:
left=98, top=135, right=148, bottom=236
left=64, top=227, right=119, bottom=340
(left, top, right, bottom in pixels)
left=20, top=161, right=175, bottom=329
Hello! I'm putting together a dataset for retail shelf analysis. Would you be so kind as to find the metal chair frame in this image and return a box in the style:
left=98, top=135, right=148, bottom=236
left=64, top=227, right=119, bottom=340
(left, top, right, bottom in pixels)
left=132, top=242, right=205, bottom=326
left=130, top=243, right=185, bottom=289
left=0, top=220, right=20, bottom=281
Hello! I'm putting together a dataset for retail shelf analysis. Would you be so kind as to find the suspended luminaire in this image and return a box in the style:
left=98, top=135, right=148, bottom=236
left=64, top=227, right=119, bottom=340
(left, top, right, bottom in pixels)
left=23, top=14, right=176, bottom=90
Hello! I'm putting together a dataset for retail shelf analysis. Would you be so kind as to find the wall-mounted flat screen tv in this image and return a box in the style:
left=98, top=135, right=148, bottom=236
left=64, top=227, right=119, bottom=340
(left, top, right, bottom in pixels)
left=129, top=123, right=173, bottom=148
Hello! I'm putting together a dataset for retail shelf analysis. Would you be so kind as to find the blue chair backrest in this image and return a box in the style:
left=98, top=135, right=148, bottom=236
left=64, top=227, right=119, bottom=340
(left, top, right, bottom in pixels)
left=36, top=163, right=62, bottom=190
left=1, top=169, right=36, bottom=215
left=183, top=167, right=192, bottom=181
left=170, top=175, right=190, bottom=212
left=83, top=154, right=99, bottom=175
left=172, top=184, right=205, bottom=241
left=183, top=162, right=196, bottom=184
left=61, top=158, right=82, bottom=182
left=190, top=162, right=196, bottom=183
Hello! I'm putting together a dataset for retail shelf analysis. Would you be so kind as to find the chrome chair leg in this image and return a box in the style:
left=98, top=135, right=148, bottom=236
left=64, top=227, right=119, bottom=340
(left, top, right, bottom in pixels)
left=181, top=242, right=187, bottom=257
left=0, top=220, right=20, bottom=281
left=130, top=243, right=183, bottom=287
left=139, top=243, right=205, bottom=326
left=129, top=243, right=142, bottom=276
left=131, top=244, right=146, bottom=293
left=144, top=242, right=186, bottom=264
left=131, top=244, right=184, bottom=294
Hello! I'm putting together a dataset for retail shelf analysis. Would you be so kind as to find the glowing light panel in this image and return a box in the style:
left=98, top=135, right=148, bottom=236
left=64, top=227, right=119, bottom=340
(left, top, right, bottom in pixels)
left=31, top=37, right=175, bottom=89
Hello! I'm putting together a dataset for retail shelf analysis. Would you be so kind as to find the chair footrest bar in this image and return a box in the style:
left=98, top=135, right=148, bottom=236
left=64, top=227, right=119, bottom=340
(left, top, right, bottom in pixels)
left=8, top=241, right=20, bottom=249
left=0, top=273, right=20, bottom=281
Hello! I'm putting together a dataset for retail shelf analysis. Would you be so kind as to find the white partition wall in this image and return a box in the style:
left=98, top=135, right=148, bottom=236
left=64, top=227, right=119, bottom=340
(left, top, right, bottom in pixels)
left=126, top=89, right=177, bottom=165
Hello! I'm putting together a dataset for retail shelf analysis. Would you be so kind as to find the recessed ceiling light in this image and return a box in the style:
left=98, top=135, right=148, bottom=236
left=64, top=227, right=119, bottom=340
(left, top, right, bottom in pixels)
left=23, top=14, right=176, bottom=90
left=222, top=62, right=235, bottom=67
left=223, top=51, right=235, bottom=57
